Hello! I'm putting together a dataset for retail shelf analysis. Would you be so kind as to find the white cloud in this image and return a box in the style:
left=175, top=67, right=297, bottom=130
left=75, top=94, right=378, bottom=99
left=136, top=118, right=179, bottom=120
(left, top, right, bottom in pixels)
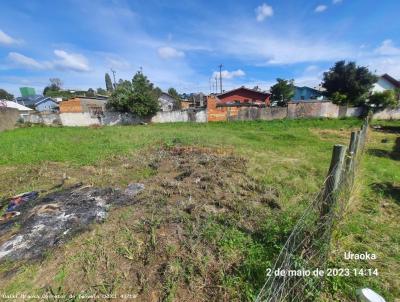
left=157, top=46, right=185, bottom=59
left=7, top=52, right=44, bottom=69
left=0, top=30, right=19, bottom=45
left=294, top=65, right=325, bottom=88
left=304, top=65, right=320, bottom=73
left=212, top=69, right=245, bottom=79
left=214, top=25, right=352, bottom=65
left=374, top=39, right=400, bottom=56
left=53, top=50, right=90, bottom=72
left=7, top=50, right=90, bottom=72
left=315, top=5, right=328, bottom=13
left=255, top=3, right=274, bottom=22
left=332, top=0, right=343, bottom=4
left=105, top=56, right=131, bottom=70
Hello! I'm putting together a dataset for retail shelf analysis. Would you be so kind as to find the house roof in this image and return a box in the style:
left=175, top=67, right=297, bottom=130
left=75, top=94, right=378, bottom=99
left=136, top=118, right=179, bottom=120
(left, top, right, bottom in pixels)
left=216, top=86, right=270, bottom=98
left=15, top=95, right=57, bottom=107
left=381, top=74, right=400, bottom=88
left=0, top=100, right=33, bottom=111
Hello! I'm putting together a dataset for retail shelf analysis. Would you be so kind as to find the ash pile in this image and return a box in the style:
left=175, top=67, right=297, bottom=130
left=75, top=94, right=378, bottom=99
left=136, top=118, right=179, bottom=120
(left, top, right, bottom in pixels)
left=0, top=183, right=144, bottom=261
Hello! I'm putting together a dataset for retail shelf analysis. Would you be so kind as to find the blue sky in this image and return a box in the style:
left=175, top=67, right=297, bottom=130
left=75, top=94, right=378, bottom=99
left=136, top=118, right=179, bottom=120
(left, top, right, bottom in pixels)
left=1, top=0, right=399, bottom=96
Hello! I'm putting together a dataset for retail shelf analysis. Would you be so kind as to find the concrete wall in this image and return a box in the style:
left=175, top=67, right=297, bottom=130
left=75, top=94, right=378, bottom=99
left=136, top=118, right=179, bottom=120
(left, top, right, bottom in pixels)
left=61, top=110, right=207, bottom=126
left=151, top=110, right=207, bottom=123
left=288, top=102, right=323, bottom=118
left=373, top=108, right=400, bottom=120
left=346, top=107, right=365, bottom=117
left=0, top=108, right=19, bottom=132
left=228, top=107, right=287, bottom=121
left=60, top=112, right=100, bottom=126
left=288, top=101, right=343, bottom=119
left=23, top=112, right=62, bottom=125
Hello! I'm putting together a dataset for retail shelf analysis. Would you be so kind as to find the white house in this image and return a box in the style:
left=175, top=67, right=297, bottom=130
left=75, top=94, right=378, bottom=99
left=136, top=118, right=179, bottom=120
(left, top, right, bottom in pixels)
left=158, top=92, right=176, bottom=112
left=0, top=100, right=33, bottom=118
left=372, top=74, right=400, bottom=93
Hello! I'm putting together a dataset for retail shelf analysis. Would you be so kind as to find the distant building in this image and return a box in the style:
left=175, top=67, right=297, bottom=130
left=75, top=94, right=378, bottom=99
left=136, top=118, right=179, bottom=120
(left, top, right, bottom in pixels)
left=15, top=95, right=58, bottom=112
left=291, top=86, right=324, bottom=102
left=59, top=96, right=108, bottom=117
left=158, top=92, right=176, bottom=112
left=216, top=87, right=270, bottom=106
left=372, top=74, right=400, bottom=93
left=0, top=100, right=33, bottom=118
left=19, top=87, right=36, bottom=97
left=180, top=100, right=190, bottom=110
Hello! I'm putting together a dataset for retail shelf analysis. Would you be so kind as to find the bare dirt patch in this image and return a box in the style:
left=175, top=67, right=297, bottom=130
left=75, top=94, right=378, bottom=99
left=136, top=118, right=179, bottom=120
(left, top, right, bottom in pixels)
left=0, top=146, right=281, bottom=301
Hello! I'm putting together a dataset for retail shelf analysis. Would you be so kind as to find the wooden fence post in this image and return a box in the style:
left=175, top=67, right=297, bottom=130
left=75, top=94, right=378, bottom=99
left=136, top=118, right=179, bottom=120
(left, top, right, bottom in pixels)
left=320, top=144, right=347, bottom=218
left=349, top=131, right=357, bottom=154
left=345, top=131, right=358, bottom=183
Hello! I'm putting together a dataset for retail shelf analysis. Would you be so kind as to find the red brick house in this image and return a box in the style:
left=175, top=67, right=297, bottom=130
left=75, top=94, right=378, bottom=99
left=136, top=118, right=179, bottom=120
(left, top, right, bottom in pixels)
left=216, top=87, right=271, bottom=106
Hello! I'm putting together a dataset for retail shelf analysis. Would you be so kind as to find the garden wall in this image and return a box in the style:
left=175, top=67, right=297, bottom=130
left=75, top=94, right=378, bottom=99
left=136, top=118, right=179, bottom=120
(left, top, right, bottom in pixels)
left=151, top=110, right=207, bottom=123
left=23, top=112, right=61, bottom=125
left=60, top=111, right=146, bottom=126
left=228, top=107, right=287, bottom=121
left=372, top=108, right=400, bottom=120
left=0, top=108, right=19, bottom=132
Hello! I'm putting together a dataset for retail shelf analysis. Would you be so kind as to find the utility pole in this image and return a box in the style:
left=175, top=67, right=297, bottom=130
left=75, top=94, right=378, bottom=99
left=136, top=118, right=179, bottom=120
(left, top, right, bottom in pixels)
left=218, top=64, right=223, bottom=93
left=110, top=69, right=116, bottom=88
left=215, top=76, right=218, bottom=94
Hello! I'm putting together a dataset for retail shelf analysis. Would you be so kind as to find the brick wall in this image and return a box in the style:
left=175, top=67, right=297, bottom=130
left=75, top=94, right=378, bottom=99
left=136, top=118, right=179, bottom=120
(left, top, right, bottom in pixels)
left=207, top=96, right=287, bottom=122
left=59, top=99, right=83, bottom=113
left=207, top=96, right=228, bottom=122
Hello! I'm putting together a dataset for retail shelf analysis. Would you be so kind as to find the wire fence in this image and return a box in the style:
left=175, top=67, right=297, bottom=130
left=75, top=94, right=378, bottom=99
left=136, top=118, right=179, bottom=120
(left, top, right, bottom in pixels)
left=256, top=117, right=370, bottom=302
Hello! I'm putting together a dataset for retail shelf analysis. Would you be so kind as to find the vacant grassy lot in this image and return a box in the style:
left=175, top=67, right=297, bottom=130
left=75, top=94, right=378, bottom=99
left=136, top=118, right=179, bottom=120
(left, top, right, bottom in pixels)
left=0, top=118, right=398, bottom=301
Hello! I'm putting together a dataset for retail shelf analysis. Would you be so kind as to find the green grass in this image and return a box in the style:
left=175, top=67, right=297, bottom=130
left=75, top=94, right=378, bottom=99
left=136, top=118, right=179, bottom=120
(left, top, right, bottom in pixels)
left=0, top=118, right=398, bottom=301
left=0, top=119, right=360, bottom=165
left=324, top=120, right=400, bottom=301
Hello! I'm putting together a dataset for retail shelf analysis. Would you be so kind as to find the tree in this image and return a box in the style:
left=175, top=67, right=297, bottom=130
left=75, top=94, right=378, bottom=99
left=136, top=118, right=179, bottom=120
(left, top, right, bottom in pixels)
left=322, top=61, right=377, bottom=106
left=43, top=78, right=63, bottom=96
left=97, top=87, right=107, bottom=95
left=106, top=71, right=160, bottom=117
left=153, top=87, right=162, bottom=99
left=270, top=78, right=295, bottom=106
left=167, top=87, right=182, bottom=110
left=105, top=73, right=113, bottom=92
left=0, top=89, right=14, bottom=100
left=368, top=90, right=398, bottom=112
left=87, top=88, right=95, bottom=97
left=50, top=78, right=63, bottom=89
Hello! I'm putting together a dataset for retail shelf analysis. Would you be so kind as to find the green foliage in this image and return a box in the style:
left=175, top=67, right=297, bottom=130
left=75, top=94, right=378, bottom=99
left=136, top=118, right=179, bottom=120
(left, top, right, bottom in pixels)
left=0, top=88, right=14, bottom=100
left=330, top=91, right=348, bottom=105
left=43, top=78, right=63, bottom=96
left=44, top=90, right=74, bottom=99
left=106, top=72, right=160, bottom=117
left=105, top=73, right=113, bottom=92
left=368, top=90, right=398, bottom=112
left=86, top=88, right=95, bottom=97
left=167, top=87, right=182, bottom=110
left=96, top=87, right=107, bottom=95
left=153, top=87, right=162, bottom=99
left=322, top=61, right=377, bottom=106
left=270, top=78, right=295, bottom=106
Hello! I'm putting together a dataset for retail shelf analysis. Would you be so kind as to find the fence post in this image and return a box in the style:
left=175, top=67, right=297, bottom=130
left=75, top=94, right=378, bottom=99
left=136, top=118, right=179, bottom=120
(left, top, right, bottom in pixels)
left=320, top=144, right=347, bottom=218
left=345, top=131, right=358, bottom=183
left=349, top=131, right=357, bottom=154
